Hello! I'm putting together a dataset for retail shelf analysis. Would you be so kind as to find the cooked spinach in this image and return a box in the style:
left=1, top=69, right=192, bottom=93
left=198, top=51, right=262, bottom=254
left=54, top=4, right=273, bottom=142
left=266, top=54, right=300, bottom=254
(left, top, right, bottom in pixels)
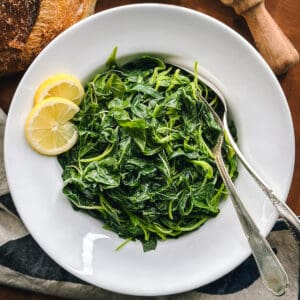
left=58, top=49, right=238, bottom=252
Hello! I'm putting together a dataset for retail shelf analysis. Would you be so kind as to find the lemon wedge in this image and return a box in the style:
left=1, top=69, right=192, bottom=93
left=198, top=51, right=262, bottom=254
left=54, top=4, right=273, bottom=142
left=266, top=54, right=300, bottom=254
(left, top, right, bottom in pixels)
left=25, top=97, right=80, bottom=155
left=34, top=73, right=84, bottom=105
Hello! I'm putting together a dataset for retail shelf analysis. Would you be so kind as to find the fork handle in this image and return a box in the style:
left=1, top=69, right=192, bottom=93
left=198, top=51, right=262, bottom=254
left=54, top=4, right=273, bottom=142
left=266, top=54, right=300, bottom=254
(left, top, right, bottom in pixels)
left=215, top=152, right=289, bottom=296
left=224, top=123, right=300, bottom=239
left=253, top=175, right=300, bottom=239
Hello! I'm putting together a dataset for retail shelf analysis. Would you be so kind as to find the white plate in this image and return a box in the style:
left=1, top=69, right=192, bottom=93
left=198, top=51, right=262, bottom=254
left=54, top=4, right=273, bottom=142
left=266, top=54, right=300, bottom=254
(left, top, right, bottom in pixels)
left=4, top=4, right=295, bottom=296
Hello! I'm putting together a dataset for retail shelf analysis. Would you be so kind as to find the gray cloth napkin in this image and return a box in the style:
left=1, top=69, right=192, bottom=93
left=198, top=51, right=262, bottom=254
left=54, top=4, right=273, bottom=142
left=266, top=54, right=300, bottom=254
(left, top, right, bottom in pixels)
left=0, top=108, right=299, bottom=300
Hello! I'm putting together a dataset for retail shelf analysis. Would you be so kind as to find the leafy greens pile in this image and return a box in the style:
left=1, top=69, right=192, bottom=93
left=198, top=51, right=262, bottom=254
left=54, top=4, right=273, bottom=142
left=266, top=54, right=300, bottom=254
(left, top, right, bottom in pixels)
left=58, top=49, right=238, bottom=251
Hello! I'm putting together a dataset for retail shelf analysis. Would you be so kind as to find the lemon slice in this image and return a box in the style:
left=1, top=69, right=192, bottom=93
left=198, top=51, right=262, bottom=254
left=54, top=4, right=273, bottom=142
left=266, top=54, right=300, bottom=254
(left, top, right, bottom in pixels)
left=34, top=73, right=84, bottom=105
left=25, top=97, right=80, bottom=155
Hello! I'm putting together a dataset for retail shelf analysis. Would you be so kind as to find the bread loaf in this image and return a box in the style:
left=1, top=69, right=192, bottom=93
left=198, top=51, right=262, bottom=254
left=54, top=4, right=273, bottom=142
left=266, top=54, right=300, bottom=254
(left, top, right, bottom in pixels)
left=0, top=0, right=96, bottom=76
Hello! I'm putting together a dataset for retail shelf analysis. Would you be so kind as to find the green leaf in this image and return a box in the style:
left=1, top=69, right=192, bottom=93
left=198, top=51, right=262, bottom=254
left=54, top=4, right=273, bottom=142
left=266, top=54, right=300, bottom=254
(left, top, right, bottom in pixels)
left=132, top=84, right=161, bottom=98
left=106, top=46, right=118, bottom=69
left=142, top=236, right=158, bottom=252
left=106, top=73, right=125, bottom=98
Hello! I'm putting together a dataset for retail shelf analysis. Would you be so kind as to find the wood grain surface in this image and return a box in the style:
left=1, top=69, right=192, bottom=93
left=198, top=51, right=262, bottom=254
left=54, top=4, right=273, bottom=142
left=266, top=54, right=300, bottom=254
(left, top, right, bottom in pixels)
left=0, top=0, right=299, bottom=299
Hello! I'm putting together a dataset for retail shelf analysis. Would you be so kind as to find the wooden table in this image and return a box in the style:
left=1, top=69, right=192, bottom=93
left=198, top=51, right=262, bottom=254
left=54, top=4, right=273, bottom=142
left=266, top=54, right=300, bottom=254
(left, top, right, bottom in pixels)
left=0, top=0, right=299, bottom=299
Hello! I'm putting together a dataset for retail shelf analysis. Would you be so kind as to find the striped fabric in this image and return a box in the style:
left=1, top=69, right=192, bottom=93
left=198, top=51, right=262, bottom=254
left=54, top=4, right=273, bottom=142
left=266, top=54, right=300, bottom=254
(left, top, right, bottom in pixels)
left=0, top=109, right=299, bottom=300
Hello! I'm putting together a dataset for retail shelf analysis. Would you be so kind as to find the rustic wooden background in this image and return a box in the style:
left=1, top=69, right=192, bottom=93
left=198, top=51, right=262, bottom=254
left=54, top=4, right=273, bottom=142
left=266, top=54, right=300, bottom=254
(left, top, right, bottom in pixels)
left=0, top=0, right=299, bottom=299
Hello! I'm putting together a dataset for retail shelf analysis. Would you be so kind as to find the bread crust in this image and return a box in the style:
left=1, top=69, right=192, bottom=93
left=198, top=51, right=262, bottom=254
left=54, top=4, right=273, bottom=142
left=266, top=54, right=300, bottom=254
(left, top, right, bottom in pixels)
left=0, top=0, right=40, bottom=75
left=0, top=0, right=96, bottom=75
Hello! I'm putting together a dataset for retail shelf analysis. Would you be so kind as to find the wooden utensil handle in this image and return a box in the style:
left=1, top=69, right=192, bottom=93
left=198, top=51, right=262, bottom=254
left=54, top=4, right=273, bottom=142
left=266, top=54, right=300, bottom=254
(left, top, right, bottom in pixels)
left=241, top=2, right=299, bottom=75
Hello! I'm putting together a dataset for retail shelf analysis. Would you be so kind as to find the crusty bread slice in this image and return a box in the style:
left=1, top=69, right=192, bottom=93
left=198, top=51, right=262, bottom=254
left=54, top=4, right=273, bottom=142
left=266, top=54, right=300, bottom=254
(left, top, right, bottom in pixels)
left=0, top=0, right=96, bottom=76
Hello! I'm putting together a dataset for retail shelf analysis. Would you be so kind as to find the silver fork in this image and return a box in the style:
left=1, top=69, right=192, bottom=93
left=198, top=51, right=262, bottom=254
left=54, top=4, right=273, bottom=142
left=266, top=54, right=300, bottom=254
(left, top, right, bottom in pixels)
left=196, top=91, right=289, bottom=296
left=209, top=80, right=300, bottom=237
left=177, top=64, right=300, bottom=236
